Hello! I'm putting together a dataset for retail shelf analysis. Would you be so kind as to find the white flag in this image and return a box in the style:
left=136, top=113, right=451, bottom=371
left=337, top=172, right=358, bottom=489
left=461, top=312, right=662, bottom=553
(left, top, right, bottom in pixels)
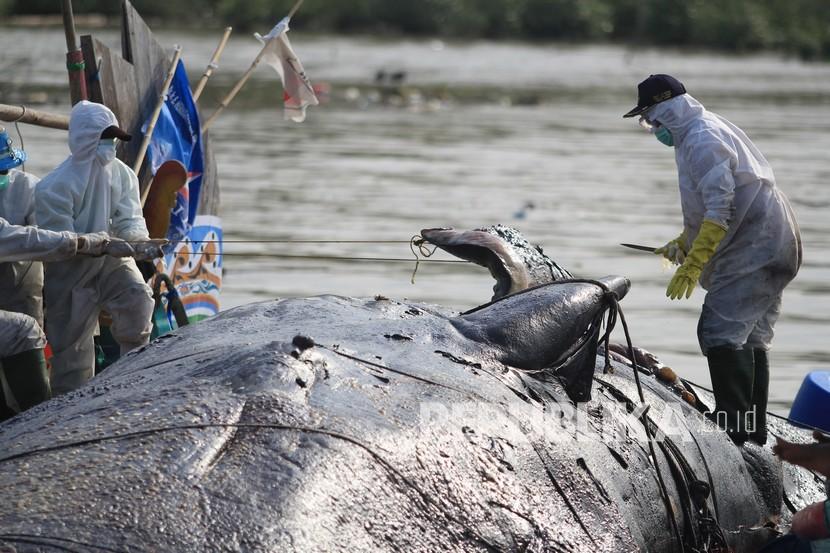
left=255, top=17, right=319, bottom=123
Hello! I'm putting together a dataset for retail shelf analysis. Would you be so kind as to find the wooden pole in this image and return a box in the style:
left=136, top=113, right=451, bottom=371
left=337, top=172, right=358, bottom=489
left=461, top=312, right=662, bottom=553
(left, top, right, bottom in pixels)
left=201, top=0, right=305, bottom=133
left=0, top=103, right=69, bottom=130
left=287, top=0, right=306, bottom=18
left=134, top=46, right=183, bottom=182
left=61, top=0, right=88, bottom=104
left=200, top=39, right=272, bottom=133
left=192, top=27, right=233, bottom=103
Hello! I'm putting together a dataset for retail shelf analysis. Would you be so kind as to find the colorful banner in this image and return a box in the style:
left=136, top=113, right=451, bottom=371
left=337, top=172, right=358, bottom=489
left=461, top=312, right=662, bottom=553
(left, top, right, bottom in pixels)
left=155, top=215, right=223, bottom=329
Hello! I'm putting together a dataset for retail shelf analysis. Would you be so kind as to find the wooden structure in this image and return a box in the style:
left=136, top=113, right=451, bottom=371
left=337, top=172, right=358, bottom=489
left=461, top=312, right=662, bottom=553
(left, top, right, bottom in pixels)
left=79, top=0, right=219, bottom=216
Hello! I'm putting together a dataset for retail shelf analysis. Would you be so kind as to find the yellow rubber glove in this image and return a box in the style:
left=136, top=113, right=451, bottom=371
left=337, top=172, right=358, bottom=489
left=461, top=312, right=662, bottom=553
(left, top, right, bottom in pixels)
left=655, top=229, right=688, bottom=265
left=666, top=220, right=727, bottom=300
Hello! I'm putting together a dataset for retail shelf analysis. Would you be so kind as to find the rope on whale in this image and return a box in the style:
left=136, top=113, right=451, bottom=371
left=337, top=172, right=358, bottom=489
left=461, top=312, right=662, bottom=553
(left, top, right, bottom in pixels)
left=458, top=277, right=702, bottom=548
left=521, top=278, right=729, bottom=552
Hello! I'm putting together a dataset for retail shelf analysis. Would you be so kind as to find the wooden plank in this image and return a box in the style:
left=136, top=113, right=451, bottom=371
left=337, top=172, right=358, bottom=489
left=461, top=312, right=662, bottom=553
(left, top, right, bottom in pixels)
left=121, top=0, right=173, bottom=191
left=82, top=36, right=140, bottom=130
left=81, top=35, right=103, bottom=104
left=122, top=0, right=169, bottom=118
left=199, top=130, right=220, bottom=216
left=81, top=36, right=139, bottom=166
left=120, top=0, right=132, bottom=65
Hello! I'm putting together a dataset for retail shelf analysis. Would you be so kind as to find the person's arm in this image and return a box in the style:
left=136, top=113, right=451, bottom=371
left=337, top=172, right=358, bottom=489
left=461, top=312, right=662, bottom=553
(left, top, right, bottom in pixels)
left=774, top=433, right=830, bottom=478
left=108, top=160, right=166, bottom=260
left=0, top=218, right=77, bottom=262
left=665, top=138, right=736, bottom=299
left=0, top=219, right=138, bottom=262
left=690, top=137, right=738, bottom=230
left=791, top=500, right=830, bottom=540
left=109, top=159, right=150, bottom=242
left=775, top=433, right=830, bottom=540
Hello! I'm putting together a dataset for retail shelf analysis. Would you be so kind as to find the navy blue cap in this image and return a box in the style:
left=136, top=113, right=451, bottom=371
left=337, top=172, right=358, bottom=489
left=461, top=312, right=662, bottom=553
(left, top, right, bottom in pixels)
left=100, top=125, right=132, bottom=142
left=623, top=74, right=687, bottom=118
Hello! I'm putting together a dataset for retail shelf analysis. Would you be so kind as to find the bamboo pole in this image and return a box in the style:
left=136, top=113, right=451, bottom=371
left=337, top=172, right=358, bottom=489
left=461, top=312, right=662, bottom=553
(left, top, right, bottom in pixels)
left=60, top=0, right=88, bottom=104
left=200, top=40, right=271, bottom=133
left=192, top=27, right=233, bottom=103
left=201, top=0, right=306, bottom=133
left=286, top=0, right=306, bottom=19
left=0, top=103, right=69, bottom=130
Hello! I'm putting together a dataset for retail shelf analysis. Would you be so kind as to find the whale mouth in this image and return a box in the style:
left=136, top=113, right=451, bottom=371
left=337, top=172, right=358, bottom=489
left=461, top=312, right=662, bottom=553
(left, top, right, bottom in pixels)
left=420, top=227, right=533, bottom=300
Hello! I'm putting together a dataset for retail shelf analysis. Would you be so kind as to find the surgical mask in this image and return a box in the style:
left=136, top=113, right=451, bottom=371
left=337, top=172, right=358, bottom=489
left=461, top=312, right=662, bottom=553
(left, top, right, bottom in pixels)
left=0, top=173, right=8, bottom=191
left=96, top=138, right=117, bottom=164
left=639, top=115, right=674, bottom=147
left=654, top=126, right=674, bottom=147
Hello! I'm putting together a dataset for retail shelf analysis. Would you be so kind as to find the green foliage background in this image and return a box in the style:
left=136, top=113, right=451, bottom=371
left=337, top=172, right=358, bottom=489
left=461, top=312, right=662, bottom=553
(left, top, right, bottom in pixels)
left=8, top=0, right=830, bottom=60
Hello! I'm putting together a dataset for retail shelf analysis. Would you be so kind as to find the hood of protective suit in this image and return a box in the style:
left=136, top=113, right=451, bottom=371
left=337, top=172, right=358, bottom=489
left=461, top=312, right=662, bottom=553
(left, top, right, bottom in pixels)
left=646, top=94, right=763, bottom=155
left=68, top=101, right=119, bottom=161
left=645, top=94, right=706, bottom=143
left=35, top=101, right=148, bottom=241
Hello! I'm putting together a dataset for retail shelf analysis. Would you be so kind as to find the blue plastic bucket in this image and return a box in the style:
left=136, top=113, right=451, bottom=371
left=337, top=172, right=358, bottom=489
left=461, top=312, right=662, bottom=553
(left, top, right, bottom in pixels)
left=788, top=371, right=830, bottom=434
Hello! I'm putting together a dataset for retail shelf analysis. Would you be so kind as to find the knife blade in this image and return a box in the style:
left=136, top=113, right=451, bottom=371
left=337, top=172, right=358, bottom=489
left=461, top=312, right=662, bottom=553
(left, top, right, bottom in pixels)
left=620, top=243, right=658, bottom=253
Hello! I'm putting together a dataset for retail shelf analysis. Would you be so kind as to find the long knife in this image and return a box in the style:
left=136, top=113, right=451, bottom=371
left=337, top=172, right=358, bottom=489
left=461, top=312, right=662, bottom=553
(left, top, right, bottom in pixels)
left=620, top=243, right=658, bottom=253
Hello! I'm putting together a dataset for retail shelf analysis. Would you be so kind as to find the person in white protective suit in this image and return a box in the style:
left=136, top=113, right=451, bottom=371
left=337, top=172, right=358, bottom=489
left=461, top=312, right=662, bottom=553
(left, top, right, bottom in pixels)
left=624, top=74, right=801, bottom=446
left=0, top=127, right=47, bottom=330
left=0, top=217, right=136, bottom=420
left=35, top=100, right=165, bottom=396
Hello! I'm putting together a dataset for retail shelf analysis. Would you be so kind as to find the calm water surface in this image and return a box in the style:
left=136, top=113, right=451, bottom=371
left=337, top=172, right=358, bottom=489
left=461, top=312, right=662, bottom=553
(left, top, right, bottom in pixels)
left=2, top=27, right=829, bottom=412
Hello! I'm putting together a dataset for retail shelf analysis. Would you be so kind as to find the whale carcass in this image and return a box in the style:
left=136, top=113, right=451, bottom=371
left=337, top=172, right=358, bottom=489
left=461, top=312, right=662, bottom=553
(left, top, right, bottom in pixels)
left=0, top=226, right=824, bottom=552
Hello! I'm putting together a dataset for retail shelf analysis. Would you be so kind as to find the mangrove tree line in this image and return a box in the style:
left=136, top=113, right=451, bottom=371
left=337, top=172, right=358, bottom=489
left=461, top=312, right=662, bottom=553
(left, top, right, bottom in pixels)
left=6, top=0, right=830, bottom=60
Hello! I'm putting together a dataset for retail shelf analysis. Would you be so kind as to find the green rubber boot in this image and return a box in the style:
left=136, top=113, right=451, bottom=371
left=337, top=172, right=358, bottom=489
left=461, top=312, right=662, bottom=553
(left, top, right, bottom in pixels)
left=1, top=348, right=51, bottom=418
left=749, top=349, right=770, bottom=446
left=706, top=346, right=755, bottom=445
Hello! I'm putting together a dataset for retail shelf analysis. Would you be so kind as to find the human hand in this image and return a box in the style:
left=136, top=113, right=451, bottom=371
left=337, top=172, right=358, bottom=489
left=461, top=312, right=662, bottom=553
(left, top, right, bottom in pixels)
left=132, top=239, right=168, bottom=261
left=103, top=238, right=136, bottom=258
left=666, top=262, right=701, bottom=300
left=655, top=233, right=687, bottom=265
left=791, top=500, right=830, bottom=539
left=773, top=434, right=830, bottom=478
left=76, top=232, right=112, bottom=256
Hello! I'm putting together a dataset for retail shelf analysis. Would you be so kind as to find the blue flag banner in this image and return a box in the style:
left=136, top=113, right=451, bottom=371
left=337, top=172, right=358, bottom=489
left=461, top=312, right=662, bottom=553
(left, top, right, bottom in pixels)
left=145, top=60, right=204, bottom=245
left=146, top=61, right=222, bottom=326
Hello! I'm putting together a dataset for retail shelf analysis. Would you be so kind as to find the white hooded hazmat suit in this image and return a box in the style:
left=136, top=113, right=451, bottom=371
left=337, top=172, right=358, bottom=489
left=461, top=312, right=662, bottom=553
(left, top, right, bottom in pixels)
left=647, top=94, right=801, bottom=354
left=0, top=169, right=45, bottom=328
left=0, top=218, right=78, bottom=358
left=35, top=101, right=154, bottom=395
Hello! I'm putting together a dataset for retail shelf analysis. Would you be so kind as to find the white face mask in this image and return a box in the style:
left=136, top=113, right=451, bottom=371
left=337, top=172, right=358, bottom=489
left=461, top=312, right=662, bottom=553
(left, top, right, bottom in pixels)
left=96, top=138, right=117, bottom=164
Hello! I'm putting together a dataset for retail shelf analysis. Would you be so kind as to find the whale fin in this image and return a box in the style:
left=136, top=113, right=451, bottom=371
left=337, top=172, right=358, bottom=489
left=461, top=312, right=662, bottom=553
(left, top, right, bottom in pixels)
left=453, top=275, right=630, bottom=402
left=420, top=226, right=572, bottom=300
